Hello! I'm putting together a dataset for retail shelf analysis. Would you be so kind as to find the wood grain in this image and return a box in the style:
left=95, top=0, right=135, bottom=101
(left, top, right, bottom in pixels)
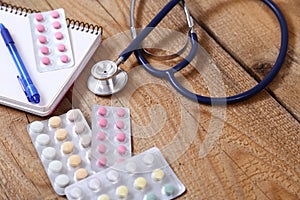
left=0, top=0, right=299, bottom=199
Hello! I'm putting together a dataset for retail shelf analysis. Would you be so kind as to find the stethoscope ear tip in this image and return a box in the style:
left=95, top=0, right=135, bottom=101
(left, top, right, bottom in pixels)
left=87, top=60, right=128, bottom=96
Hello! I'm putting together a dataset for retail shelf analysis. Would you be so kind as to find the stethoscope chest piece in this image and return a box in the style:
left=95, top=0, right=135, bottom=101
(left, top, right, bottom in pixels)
left=87, top=60, right=128, bottom=96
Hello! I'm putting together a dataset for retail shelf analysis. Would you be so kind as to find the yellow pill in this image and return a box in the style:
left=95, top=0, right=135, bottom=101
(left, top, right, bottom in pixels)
left=98, top=194, right=110, bottom=200
left=116, top=185, right=128, bottom=198
left=68, top=155, right=82, bottom=168
left=134, top=177, right=147, bottom=190
left=55, top=128, right=68, bottom=141
left=75, top=168, right=89, bottom=180
left=61, top=141, right=74, bottom=154
left=151, top=169, right=165, bottom=181
left=49, top=116, right=62, bottom=128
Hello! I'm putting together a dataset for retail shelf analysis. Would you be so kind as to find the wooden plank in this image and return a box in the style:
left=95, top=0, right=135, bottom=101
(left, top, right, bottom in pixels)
left=187, top=0, right=300, bottom=120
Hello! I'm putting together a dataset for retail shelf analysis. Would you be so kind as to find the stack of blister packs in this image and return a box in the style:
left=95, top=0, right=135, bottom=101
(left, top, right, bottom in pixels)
left=27, top=104, right=186, bottom=200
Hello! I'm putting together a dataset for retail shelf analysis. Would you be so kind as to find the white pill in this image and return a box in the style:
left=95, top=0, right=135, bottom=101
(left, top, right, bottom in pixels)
left=48, top=160, right=63, bottom=173
left=74, top=121, right=85, bottom=134
left=142, top=153, right=154, bottom=165
left=42, top=147, right=56, bottom=160
left=88, top=178, right=101, bottom=191
left=106, top=170, right=120, bottom=182
left=66, top=109, right=79, bottom=122
left=36, top=134, right=50, bottom=146
left=80, top=134, right=91, bottom=148
left=125, top=162, right=137, bottom=173
left=70, top=187, right=82, bottom=199
left=30, top=121, right=44, bottom=133
left=55, top=174, right=70, bottom=188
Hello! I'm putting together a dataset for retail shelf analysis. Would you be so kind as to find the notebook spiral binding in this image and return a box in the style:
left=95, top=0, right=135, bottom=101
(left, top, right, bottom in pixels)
left=0, top=1, right=102, bottom=35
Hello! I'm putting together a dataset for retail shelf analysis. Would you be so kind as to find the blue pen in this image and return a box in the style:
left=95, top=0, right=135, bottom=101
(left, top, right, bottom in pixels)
left=0, top=23, right=40, bottom=103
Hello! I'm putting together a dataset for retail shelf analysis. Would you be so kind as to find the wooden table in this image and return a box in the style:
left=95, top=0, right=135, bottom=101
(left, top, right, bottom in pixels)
left=1, top=0, right=299, bottom=199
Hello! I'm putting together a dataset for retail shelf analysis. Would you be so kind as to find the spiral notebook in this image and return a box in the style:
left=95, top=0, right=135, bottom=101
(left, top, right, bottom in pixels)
left=0, top=3, right=102, bottom=116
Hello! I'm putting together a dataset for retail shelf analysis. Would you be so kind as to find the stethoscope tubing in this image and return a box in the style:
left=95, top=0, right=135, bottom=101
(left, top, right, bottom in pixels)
left=125, top=0, right=288, bottom=105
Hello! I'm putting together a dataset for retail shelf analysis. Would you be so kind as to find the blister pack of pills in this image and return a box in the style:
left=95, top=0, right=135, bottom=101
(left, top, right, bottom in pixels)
left=28, top=8, right=74, bottom=72
left=27, top=109, right=93, bottom=195
left=65, top=147, right=185, bottom=200
left=91, top=105, right=131, bottom=172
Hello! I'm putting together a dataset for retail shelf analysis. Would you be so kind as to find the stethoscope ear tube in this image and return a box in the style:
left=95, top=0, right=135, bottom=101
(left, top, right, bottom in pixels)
left=134, top=0, right=288, bottom=105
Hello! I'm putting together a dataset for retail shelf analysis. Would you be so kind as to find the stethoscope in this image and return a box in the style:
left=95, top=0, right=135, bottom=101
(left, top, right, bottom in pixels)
left=87, top=0, right=288, bottom=105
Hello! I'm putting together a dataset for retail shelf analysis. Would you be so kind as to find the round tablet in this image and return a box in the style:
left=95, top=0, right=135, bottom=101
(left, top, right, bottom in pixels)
left=55, top=128, right=68, bottom=141
left=142, top=153, right=154, bottom=165
left=151, top=169, right=165, bottom=181
left=36, top=134, right=50, bottom=146
left=116, top=133, right=126, bottom=142
left=48, top=160, right=63, bottom=173
left=68, top=154, right=82, bottom=168
left=49, top=116, right=61, bottom=128
left=98, top=118, right=107, bottom=128
left=38, top=35, right=47, bottom=44
left=52, top=21, right=61, bottom=29
left=106, top=170, right=119, bottom=182
left=51, top=11, right=60, bottom=18
left=61, top=141, right=74, bottom=154
left=42, top=57, right=51, bottom=65
left=134, top=177, right=147, bottom=190
left=70, top=187, right=82, bottom=199
left=36, top=24, right=45, bottom=32
left=55, top=174, right=70, bottom=188
left=55, top=32, right=63, bottom=40
left=57, top=44, right=66, bottom=52
left=88, top=178, right=101, bottom=191
left=80, top=134, right=91, bottom=148
left=35, top=13, right=44, bottom=22
left=117, top=145, right=127, bottom=156
left=74, top=121, right=85, bottom=134
left=97, top=144, right=107, bottom=154
left=163, top=184, right=175, bottom=196
left=117, top=108, right=126, bottom=117
left=30, top=121, right=44, bottom=133
left=98, top=194, right=110, bottom=200
left=97, top=157, right=107, bottom=167
left=98, top=106, right=107, bottom=116
left=42, top=147, right=56, bottom=160
left=116, top=185, right=128, bottom=198
left=75, top=168, right=88, bottom=180
left=125, top=162, right=137, bottom=174
left=60, top=55, right=69, bottom=63
left=40, top=46, right=49, bottom=55
left=144, top=193, right=157, bottom=200
left=115, top=120, right=124, bottom=129
left=66, top=109, right=79, bottom=122
left=97, top=132, right=106, bottom=141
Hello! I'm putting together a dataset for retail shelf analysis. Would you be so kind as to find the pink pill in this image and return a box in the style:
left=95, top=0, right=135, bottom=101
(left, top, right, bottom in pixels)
left=117, top=108, right=126, bottom=117
left=97, top=157, right=107, bottom=167
left=38, top=35, right=47, bottom=44
left=98, top=118, right=107, bottom=128
left=97, top=132, right=106, bottom=141
left=117, top=145, right=127, bottom=156
left=36, top=24, right=45, bottom=32
left=97, top=144, right=107, bottom=154
left=57, top=44, right=66, bottom=52
left=116, top=133, right=126, bottom=142
left=42, top=57, right=51, bottom=65
left=60, top=55, right=69, bottom=63
left=98, top=106, right=107, bottom=116
left=55, top=32, right=63, bottom=40
left=116, top=121, right=124, bottom=129
left=35, top=13, right=44, bottom=22
left=51, top=11, right=60, bottom=18
left=52, top=21, right=61, bottom=29
left=40, top=46, right=49, bottom=55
